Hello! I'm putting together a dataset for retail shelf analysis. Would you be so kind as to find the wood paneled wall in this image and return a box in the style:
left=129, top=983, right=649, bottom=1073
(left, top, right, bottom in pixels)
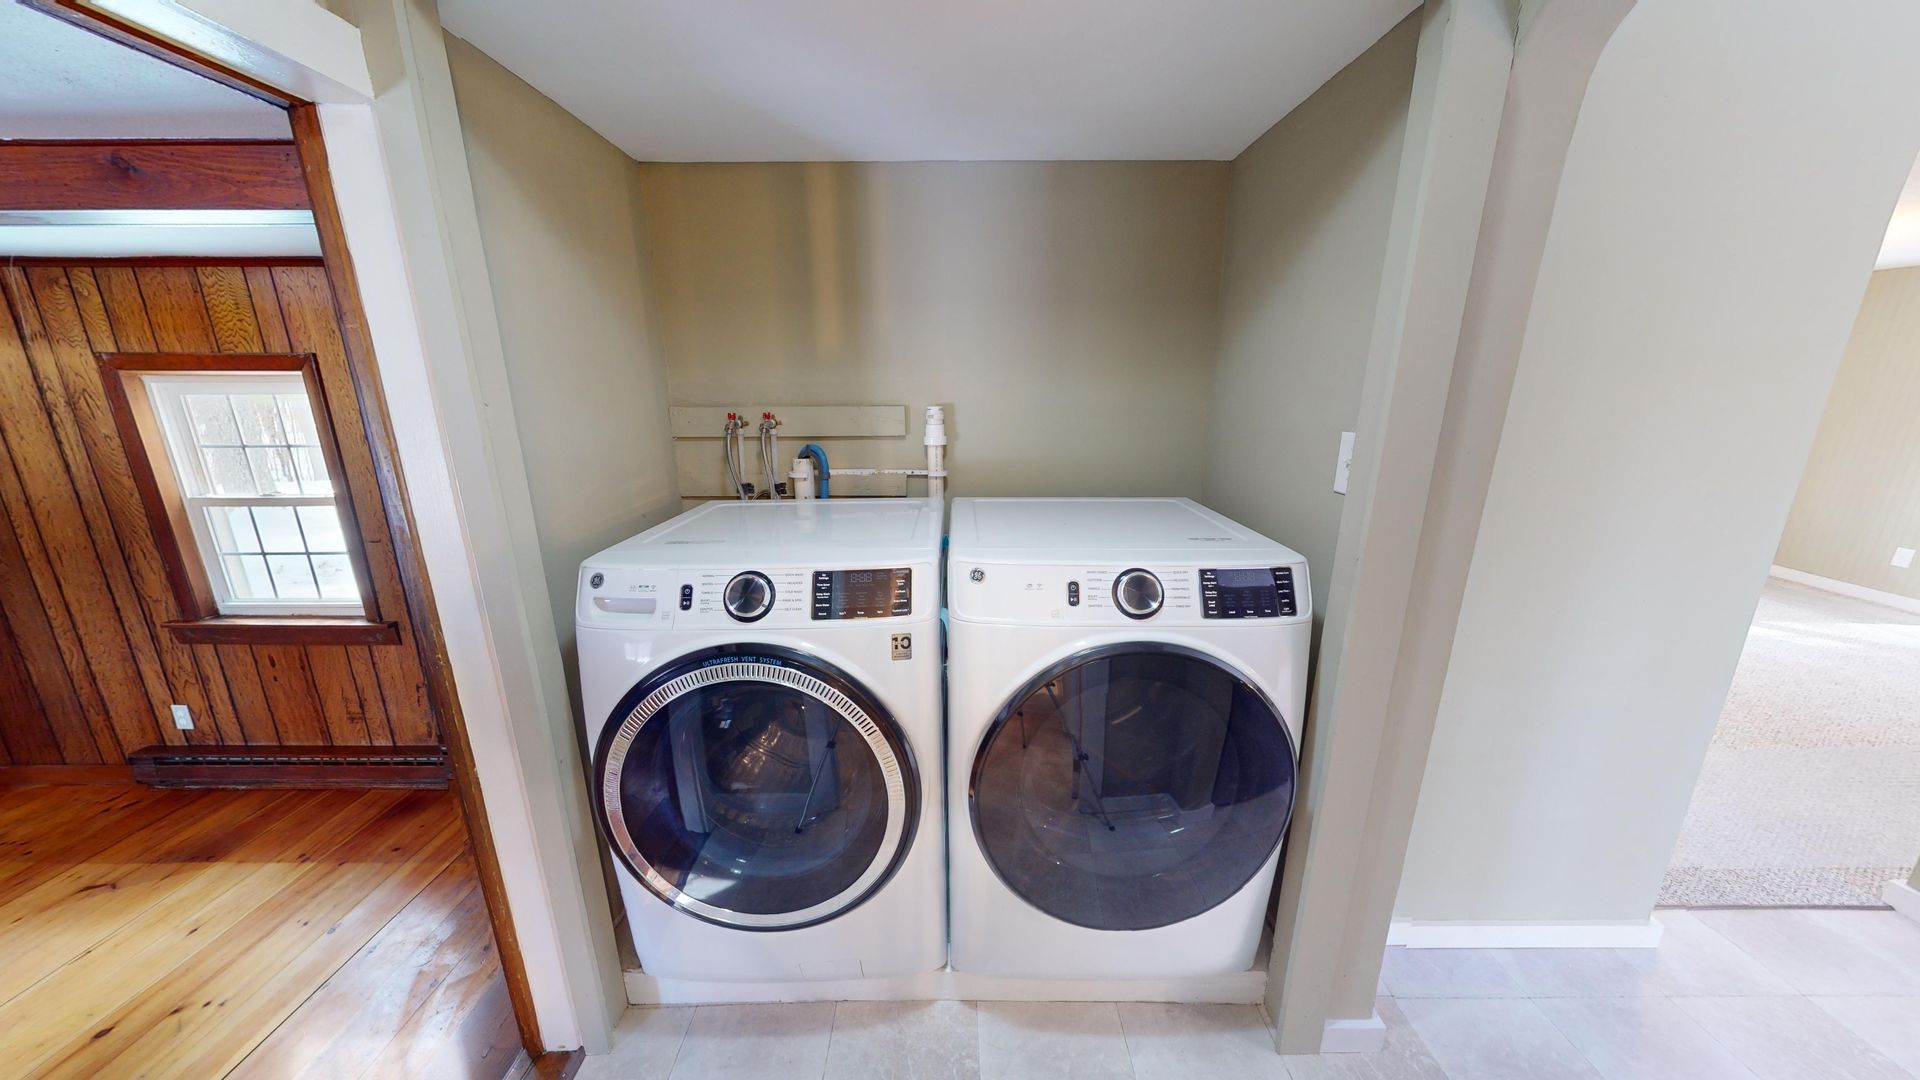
left=0, top=262, right=437, bottom=764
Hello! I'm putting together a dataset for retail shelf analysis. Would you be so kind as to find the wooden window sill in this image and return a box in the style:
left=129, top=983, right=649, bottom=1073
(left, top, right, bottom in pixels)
left=163, top=617, right=401, bottom=646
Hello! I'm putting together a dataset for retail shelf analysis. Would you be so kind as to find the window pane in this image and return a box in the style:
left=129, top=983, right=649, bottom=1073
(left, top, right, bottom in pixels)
left=292, top=447, right=333, bottom=495
left=247, top=447, right=302, bottom=495
left=222, top=554, right=274, bottom=600
left=312, top=554, right=358, bottom=600
left=202, top=448, right=256, bottom=495
left=279, top=393, right=320, bottom=445
left=232, top=394, right=287, bottom=445
left=296, top=505, right=346, bottom=552
left=206, top=505, right=261, bottom=554
left=184, top=394, right=240, bottom=445
left=266, top=554, right=319, bottom=598
left=251, top=505, right=304, bottom=553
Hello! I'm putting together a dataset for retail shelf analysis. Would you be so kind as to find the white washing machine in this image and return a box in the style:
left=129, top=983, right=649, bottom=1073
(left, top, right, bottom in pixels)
left=576, top=498, right=946, bottom=982
left=946, top=497, right=1308, bottom=980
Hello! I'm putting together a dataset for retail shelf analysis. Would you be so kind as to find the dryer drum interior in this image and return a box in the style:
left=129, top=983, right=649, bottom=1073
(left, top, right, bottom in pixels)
left=593, top=643, right=918, bottom=931
left=969, top=642, right=1298, bottom=931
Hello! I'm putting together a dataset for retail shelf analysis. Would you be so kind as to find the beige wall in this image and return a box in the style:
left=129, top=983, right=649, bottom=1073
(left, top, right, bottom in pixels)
left=1203, top=17, right=1418, bottom=618
left=1397, top=0, right=1920, bottom=924
left=1776, top=267, right=1920, bottom=601
left=445, top=35, right=679, bottom=653
left=634, top=161, right=1229, bottom=498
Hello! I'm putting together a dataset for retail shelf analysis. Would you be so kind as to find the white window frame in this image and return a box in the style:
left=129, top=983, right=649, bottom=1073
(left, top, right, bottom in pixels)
left=141, top=371, right=366, bottom=617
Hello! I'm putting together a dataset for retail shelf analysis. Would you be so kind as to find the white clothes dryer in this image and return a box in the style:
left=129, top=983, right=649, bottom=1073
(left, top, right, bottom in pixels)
left=577, top=499, right=945, bottom=982
left=946, top=497, right=1308, bottom=980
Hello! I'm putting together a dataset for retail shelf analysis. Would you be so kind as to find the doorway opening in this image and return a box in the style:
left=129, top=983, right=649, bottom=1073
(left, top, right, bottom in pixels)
left=1662, top=161, right=1920, bottom=910
left=0, top=2, right=545, bottom=1074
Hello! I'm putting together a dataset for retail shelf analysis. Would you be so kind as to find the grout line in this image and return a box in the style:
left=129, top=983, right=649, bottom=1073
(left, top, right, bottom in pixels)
left=661, top=1004, right=697, bottom=1080
left=820, top=999, right=841, bottom=1080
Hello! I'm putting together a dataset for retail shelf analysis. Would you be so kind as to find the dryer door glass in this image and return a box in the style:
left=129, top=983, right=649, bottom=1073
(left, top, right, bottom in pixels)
left=970, top=643, right=1297, bottom=931
left=594, top=644, right=917, bottom=931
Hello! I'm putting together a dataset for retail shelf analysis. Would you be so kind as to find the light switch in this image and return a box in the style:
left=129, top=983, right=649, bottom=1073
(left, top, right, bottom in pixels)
left=1894, top=547, right=1916, bottom=569
left=1333, top=431, right=1356, bottom=495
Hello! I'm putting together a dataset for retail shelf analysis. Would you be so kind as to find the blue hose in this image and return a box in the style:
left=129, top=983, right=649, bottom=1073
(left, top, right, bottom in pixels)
left=800, top=443, right=830, bottom=499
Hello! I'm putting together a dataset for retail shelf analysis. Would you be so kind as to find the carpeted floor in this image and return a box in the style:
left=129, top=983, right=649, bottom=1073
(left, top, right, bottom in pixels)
left=1661, top=578, right=1920, bottom=907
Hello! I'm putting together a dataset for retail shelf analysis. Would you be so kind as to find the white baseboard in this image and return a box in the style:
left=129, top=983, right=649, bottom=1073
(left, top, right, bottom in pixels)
left=1885, top=879, right=1920, bottom=924
left=1769, top=565, right=1920, bottom=615
left=623, top=965, right=1268, bottom=1007
left=1389, top=917, right=1664, bottom=949
left=1320, top=1013, right=1388, bottom=1054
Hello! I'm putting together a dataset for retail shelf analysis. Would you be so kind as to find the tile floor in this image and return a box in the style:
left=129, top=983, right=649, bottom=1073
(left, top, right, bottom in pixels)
left=580, top=908, right=1920, bottom=1079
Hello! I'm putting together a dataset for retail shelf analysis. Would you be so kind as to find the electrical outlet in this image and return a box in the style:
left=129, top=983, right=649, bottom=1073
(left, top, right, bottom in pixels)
left=1894, top=547, right=1916, bottom=570
left=170, top=704, right=194, bottom=730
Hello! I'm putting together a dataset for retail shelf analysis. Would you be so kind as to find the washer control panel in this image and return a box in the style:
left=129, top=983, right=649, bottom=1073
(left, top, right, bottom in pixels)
left=580, top=562, right=932, bottom=627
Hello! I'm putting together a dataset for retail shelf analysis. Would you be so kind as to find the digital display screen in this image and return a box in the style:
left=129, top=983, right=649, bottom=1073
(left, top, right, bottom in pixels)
left=1201, top=567, right=1296, bottom=619
left=813, top=567, right=912, bottom=620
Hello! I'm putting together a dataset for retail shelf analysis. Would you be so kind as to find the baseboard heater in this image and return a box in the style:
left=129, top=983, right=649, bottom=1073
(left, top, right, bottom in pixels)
left=128, top=745, right=451, bottom=789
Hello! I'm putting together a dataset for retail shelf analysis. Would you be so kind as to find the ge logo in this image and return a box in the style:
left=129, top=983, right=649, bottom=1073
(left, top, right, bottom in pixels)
left=589, top=572, right=605, bottom=588
left=969, top=568, right=985, bottom=583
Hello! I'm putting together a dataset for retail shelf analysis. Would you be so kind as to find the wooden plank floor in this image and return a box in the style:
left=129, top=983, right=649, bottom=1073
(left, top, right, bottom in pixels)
left=0, top=783, right=523, bottom=1080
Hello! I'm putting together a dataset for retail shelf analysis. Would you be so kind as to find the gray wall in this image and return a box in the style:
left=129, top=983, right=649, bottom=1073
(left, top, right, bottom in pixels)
left=1776, top=267, right=1920, bottom=601
left=445, top=35, right=679, bottom=658
left=633, top=161, right=1229, bottom=498
left=1203, top=17, right=1418, bottom=618
left=1396, top=0, right=1920, bottom=924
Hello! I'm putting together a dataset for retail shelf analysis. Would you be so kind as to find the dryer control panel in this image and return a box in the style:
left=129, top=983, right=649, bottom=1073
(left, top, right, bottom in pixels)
left=948, top=560, right=1310, bottom=626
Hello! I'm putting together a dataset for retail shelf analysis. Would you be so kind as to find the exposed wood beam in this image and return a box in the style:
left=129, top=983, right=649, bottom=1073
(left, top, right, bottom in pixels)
left=0, top=141, right=310, bottom=212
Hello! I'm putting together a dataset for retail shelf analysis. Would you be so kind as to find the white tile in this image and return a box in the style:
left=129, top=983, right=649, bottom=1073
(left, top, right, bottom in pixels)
left=670, top=1002, right=835, bottom=1080
left=1280, top=998, right=1448, bottom=1080
left=579, top=1007, right=695, bottom=1080
left=825, top=1000, right=979, bottom=1080
left=1114, top=1003, right=1285, bottom=1080
left=1693, top=909, right=1920, bottom=995
left=1498, top=910, right=1793, bottom=998
left=1379, top=946, right=1529, bottom=998
left=1673, top=996, right=1910, bottom=1080
left=1532, top=997, right=1755, bottom=1080
left=1809, top=997, right=1920, bottom=1077
left=975, top=1001, right=1135, bottom=1080
left=1396, top=997, right=1602, bottom=1080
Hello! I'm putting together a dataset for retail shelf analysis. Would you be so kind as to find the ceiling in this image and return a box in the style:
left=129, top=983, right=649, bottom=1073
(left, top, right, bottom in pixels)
left=0, top=2, right=287, bottom=139
left=1877, top=154, right=1920, bottom=270
left=437, top=0, right=1419, bottom=162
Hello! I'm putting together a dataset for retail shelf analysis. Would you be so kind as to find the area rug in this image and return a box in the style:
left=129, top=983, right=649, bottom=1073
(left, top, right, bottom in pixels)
left=1659, top=578, right=1920, bottom=907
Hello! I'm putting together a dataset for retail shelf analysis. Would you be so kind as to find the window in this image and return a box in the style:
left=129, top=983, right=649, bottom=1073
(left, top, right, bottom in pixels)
left=99, top=352, right=395, bottom=644
left=143, top=372, right=360, bottom=615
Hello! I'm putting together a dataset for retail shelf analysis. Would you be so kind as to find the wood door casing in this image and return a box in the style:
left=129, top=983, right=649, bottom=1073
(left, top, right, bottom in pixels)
left=0, top=263, right=437, bottom=763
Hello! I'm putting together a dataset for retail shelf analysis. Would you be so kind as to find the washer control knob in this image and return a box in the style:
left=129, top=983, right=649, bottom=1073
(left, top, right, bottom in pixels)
left=1113, top=568, right=1164, bottom=620
left=723, top=571, right=775, bottom=622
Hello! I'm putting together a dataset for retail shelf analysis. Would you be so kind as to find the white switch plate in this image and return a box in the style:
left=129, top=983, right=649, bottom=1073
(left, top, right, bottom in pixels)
left=1894, top=547, right=1916, bottom=569
left=170, top=704, right=194, bottom=730
left=1333, top=431, right=1356, bottom=495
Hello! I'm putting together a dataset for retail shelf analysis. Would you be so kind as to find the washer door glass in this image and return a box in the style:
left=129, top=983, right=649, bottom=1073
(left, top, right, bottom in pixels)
left=594, top=644, right=917, bottom=931
left=970, top=643, right=1297, bottom=931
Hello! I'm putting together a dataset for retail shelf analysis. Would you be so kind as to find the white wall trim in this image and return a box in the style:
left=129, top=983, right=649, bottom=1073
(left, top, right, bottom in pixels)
left=1320, top=1013, right=1389, bottom=1054
left=1769, top=565, right=1920, bottom=615
left=1390, top=917, right=1664, bottom=949
left=1885, top=879, right=1920, bottom=924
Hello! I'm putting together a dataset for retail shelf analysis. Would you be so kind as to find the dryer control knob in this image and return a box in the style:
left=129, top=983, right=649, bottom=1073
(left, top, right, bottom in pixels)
left=1113, top=568, right=1164, bottom=620
left=723, top=571, right=775, bottom=622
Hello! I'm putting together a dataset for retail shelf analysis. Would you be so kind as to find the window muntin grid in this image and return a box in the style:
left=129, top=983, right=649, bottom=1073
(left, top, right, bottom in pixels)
left=143, top=372, right=364, bottom=616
